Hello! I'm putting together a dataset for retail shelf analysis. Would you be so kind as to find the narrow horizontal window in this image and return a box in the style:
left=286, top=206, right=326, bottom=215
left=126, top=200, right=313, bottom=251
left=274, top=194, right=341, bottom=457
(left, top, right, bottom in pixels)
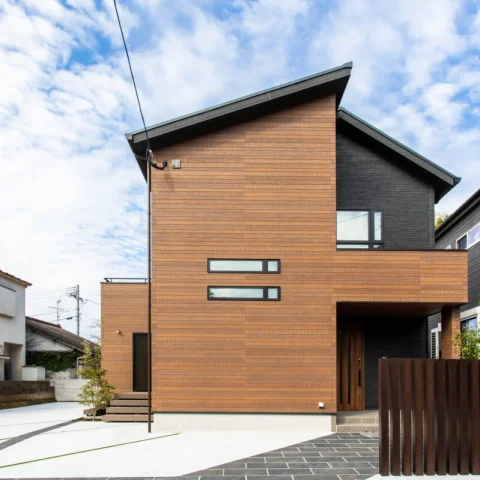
left=207, top=259, right=280, bottom=273
left=208, top=286, right=281, bottom=301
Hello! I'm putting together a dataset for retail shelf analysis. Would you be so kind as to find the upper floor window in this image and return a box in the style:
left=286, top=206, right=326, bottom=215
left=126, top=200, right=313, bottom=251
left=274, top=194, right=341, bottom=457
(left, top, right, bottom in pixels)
left=337, top=210, right=383, bottom=249
left=208, top=259, right=280, bottom=273
left=457, top=223, right=480, bottom=250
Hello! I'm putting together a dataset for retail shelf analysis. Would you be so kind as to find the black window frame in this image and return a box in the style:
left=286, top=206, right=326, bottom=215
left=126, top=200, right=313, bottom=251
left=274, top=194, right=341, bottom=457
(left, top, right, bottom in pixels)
left=207, top=286, right=281, bottom=301
left=336, top=209, right=384, bottom=250
left=207, top=258, right=281, bottom=274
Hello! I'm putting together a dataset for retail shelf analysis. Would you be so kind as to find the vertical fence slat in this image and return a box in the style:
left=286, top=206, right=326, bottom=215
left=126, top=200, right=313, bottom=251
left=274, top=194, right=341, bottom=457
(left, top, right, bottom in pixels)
left=448, top=360, right=459, bottom=475
left=379, top=358, right=390, bottom=476
left=413, top=359, right=424, bottom=475
left=459, top=360, right=470, bottom=474
left=435, top=359, right=447, bottom=475
left=425, top=360, right=435, bottom=475
left=472, top=361, right=480, bottom=475
left=390, top=359, right=401, bottom=476
left=402, top=359, right=413, bottom=475
left=379, top=358, right=480, bottom=476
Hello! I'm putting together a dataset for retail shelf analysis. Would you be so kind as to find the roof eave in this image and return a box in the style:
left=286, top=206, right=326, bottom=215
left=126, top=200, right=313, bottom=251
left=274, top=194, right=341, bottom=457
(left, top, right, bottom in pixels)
left=435, top=188, right=480, bottom=238
left=127, top=62, right=353, bottom=172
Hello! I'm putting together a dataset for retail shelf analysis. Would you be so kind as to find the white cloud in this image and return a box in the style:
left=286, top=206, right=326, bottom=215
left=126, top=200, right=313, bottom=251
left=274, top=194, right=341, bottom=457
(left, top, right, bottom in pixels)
left=0, top=0, right=479, bottom=339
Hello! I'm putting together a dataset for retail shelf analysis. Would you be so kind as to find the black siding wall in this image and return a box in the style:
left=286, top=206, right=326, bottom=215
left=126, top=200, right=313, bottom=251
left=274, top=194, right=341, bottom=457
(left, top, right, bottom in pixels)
left=336, top=131, right=435, bottom=250
left=435, top=208, right=480, bottom=312
left=364, top=317, right=427, bottom=409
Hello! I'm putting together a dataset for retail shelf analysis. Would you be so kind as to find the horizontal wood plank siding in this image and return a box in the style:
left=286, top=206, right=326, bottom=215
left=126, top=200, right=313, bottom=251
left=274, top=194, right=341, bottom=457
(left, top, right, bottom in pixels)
left=101, top=283, right=147, bottom=393
left=151, top=96, right=337, bottom=413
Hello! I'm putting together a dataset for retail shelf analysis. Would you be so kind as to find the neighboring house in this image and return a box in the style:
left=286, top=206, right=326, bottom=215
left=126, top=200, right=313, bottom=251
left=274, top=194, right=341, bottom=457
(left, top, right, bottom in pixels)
left=0, top=269, right=31, bottom=380
left=26, top=316, right=95, bottom=378
left=101, top=62, right=468, bottom=428
left=429, top=188, right=480, bottom=358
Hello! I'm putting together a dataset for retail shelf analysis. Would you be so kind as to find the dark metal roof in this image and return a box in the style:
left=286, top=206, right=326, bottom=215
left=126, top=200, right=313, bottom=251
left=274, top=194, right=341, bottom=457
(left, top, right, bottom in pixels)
left=435, top=188, right=480, bottom=238
left=337, top=108, right=460, bottom=203
left=127, top=62, right=353, bottom=178
left=26, top=316, right=96, bottom=353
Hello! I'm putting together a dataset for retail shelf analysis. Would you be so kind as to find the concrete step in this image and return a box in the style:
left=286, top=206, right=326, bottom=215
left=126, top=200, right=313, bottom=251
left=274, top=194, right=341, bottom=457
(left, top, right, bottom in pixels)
left=337, top=416, right=378, bottom=425
left=106, top=406, right=148, bottom=414
left=102, top=414, right=151, bottom=422
left=113, top=392, right=148, bottom=400
left=110, top=399, right=148, bottom=407
left=336, top=424, right=378, bottom=433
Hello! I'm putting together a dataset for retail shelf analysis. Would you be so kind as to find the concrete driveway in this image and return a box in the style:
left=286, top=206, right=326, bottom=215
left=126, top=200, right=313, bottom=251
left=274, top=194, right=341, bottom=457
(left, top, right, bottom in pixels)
left=0, top=407, right=334, bottom=478
left=0, top=402, right=84, bottom=439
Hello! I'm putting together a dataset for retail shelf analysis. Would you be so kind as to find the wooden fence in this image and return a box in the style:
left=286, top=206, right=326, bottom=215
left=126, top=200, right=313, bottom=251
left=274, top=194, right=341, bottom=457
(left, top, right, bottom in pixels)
left=379, top=358, right=480, bottom=476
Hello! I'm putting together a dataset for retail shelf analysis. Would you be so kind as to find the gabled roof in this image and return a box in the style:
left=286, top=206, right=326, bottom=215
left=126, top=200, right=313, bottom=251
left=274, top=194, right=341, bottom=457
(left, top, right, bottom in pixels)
left=0, top=269, right=31, bottom=287
left=127, top=62, right=353, bottom=178
left=435, top=188, right=480, bottom=239
left=26, top=316, right=96, bottom=353
left=337, top=108, right=460, bottom=202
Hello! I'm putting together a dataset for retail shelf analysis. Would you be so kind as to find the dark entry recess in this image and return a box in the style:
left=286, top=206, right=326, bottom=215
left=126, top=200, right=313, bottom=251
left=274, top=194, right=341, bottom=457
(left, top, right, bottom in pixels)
left=132, top=333, right=148, bottom=392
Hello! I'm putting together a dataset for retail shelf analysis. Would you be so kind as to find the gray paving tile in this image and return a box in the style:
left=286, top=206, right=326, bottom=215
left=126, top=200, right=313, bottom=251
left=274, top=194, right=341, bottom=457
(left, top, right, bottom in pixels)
left=320, top=452, right=358, bottom=458
left=329, top=462, right=373, bottom=468
left=292, top=475, right=340, bottom=480
left=312, top=468, right=356, bottom=474
left=264, top=457, right=295, bottom=463
left=224, top=468, right=268, bottom=475
left=218, top=462, right=248, bottom=468
left=268, top=468, right=313, bottom=475
left=245, top=477, right=292, bottom=480
left=261, top=462, right=289, bottom=468
left=193, top=469, right=224, bottom=476
left=316, top=457, right=348, bottom=463
left=354, top=467, right=378, bottom=474
left=338, top=475, right=372, bottom=480
left=200, top=477, right=244, bottom=480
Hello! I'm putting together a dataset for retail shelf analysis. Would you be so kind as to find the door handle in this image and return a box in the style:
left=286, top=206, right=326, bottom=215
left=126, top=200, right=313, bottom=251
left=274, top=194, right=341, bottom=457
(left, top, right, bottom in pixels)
left=358, top=357, right=362, bottom=387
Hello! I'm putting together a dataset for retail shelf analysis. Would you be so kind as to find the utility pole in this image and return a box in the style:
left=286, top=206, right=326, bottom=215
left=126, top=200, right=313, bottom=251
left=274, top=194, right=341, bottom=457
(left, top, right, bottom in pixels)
left=67, top=285, right=85, bottom=336
left=49, top=300, right=66, bottom=325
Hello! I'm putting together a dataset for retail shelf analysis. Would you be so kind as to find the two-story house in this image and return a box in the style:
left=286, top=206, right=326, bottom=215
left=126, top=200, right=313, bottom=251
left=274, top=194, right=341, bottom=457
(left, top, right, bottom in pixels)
left=0, top=269, right=31, bottom=380
left=101, top=63, right=468, bottom=430
left=429, top=188, right=480, bottom=358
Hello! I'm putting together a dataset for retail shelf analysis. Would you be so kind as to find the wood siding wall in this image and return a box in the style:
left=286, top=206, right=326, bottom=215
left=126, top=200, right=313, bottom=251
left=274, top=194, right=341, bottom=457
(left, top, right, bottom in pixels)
left=102, top=94, right=468, bottom=414
left=101, top=283, right=147, bottom=393
left=151, top=96, right=338, bottom=413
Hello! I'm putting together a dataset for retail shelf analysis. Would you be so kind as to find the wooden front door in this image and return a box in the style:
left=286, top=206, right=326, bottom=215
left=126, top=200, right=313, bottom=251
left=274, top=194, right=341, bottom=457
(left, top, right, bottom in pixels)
left=133, top=333, right=148, bottom=392
left=337, top=319, right=365, bottom=411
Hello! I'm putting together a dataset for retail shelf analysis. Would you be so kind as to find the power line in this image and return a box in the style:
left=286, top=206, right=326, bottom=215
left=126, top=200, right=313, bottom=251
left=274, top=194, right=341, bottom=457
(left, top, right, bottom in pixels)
left=112, top=0, right=150, bottom=153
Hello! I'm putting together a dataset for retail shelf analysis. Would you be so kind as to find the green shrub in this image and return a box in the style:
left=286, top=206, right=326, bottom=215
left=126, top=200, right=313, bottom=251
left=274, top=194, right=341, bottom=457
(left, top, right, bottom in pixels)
left=453, top=328, right=480, bottom=359
left=77, top=341, right=114, bottom=420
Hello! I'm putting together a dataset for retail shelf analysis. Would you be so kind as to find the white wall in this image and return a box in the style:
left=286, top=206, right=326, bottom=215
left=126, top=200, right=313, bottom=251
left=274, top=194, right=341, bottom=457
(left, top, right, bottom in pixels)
left=0, top=276, right=26, bottom=380
left=26, top=328, right=73, bottom=352
left=50, top=379, right=87, bottom=401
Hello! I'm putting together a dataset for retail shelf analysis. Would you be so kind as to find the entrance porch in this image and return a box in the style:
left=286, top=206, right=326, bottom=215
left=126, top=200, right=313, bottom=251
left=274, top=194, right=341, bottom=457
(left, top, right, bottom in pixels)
left=336, top=302, right=461, bottom=413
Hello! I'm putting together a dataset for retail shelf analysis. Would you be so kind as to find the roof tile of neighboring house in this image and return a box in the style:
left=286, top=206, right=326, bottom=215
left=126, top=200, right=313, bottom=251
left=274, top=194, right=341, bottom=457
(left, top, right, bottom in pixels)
left=0, top=269, right=31, bottom=287
left=26, top=316, right=96, bottom=352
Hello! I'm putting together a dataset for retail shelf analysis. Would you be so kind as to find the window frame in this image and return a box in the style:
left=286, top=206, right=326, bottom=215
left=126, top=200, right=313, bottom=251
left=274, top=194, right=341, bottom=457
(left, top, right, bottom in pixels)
left=461, top=316, right=478, bottom=331
left=207, top=286, right=281, bottom=301
left=207, top=258, right=281, bottom=274
left=456, top=222, right=480, bottom=250
left=336, top=209, right=384, bottom=250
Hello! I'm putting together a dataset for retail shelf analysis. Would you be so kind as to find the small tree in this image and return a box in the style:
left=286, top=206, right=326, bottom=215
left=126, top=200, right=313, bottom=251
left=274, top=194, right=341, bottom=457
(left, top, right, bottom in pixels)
left=77, top=341, right=114, bottom=421
left=453, top=328, right=480, bottom=359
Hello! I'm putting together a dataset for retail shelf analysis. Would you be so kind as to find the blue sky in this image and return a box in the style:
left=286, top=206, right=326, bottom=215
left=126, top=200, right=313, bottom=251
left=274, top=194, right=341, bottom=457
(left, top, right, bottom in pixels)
left=0, top=0, right=479, bottom=338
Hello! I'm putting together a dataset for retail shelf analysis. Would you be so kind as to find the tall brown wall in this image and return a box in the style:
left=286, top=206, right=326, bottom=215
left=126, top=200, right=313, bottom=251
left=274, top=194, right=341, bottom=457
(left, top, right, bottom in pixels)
left=101, top=283, right=147, bottom=392
left=151, top=96, right=338, bottom=413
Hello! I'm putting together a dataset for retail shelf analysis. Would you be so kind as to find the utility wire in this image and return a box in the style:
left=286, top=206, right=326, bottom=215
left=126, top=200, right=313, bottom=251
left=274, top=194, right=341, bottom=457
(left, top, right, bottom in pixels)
left=112, top=0, right=150, bottom=154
